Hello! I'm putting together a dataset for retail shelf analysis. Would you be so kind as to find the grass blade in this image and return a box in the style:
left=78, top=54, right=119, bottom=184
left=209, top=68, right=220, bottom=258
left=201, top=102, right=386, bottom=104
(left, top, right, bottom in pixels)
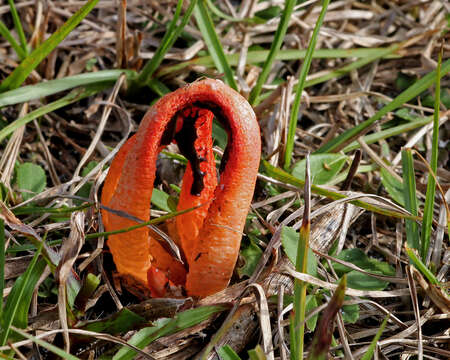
left=218, top=345, right=243, bottom=360
left=420, top=47, right=442, bottom=259
left=0, top=219, right=4, bottom=319
left=9, top=326, right=80, bottom=360
left=0, top=20, right=27, bottom=60
left=156, top=47, right=400, bottom=78
left=248, top=0, right=296, bottom=105
left=0, top=69, right=135, bottom=108
left=113, top=305, right=227, bottom=360
left=134, top=0, right=197, bottom=87
left=0, top=0, right=99, bottom=91
left=284, top=0, right=330, bottom=170
left=401, top=149, right=420, bottom=250
left=405, top=246, right=439, bottom=285
left=360, top=315, right=389, bottom=360
left=7, top=0, right=28, bottom=56
left=193, top=0, right=237, bottom=90
left=292, top=155, right=311, bottom=359
left=0, top=84, right=106, bottom=143
left=307, top=276, right=346, bottom=360
left=316, top=58, right=450, bottom=153
left=263, top=160, right=417, bottom=219
left=0, top=244, right=44, bottom=346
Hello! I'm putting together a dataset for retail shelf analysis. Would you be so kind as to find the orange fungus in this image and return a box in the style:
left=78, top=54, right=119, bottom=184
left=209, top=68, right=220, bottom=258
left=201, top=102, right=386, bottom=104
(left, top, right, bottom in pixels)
left=101, top=79, right=261, bottom=298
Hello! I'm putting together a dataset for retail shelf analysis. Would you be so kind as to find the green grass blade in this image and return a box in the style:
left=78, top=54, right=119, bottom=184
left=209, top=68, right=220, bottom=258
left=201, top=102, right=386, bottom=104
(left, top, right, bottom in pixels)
left=292, top=158, right=311, bottom=359
left=360, top=315, right=389, bottom=360
left=248, top=0, right=296, bottom=105
left=193, top=0, right=237, bottom=90
left=7, top=0, right=28, bottom=56
left=307, top=276, right=346, bottom=360
left=401, top=149, right=420, bottom=250
left=156, top=47, right=400, bottom=78
left=0, top=219, right=5, bottom=319
left=315, top=58, right=450, bottom=154
left=0, top=69, right=135, bottom=108
left=135, top=0, right=197, bottom=87
left=0, top=0, right=99, bottom=91
left=263, top=160, right=418, bottom=220
left=9, top=326, right=80, bottom=360
left=405, top=246, right=439, bottom=285
left=0, top=20, right=27, bottom=60
left=342, top=115, right=432, bottom=152
left=0, top=84, right=106, bottom=143
left=113, top=305, right=227, bottom=360
left=420, top=49, right=442, bottom=259
left=284, top=0, right=330, bottom=170
left=217, top=345, right=243, bottom=360
left=0, top=244, right=44, bottom=346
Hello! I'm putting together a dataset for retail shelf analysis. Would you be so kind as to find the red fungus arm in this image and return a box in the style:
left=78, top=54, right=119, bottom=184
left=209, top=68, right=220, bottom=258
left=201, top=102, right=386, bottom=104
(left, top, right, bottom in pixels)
left=101, top=79, right=261, bottom=297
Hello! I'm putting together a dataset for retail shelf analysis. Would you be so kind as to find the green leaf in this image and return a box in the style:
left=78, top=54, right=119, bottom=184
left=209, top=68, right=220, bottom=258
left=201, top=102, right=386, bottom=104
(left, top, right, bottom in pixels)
left=420, top=51, right=442, bottom=259
left=0, top=219, right=5, bottom=319
left=7, top=0, right=28, bottom=57
left=0, top=20, right=27, bottom=60
left=292, top=154, right=348, bottom=185
left=402, top=149, right=420, bottom=250
left=333, top=248, right=395, bottom=276
left=81, top=308, right=146, bottom=335
left=248, top=0, right=296, bottom=105
left=281, top=226, right=317, bottom=277
left=0, top=70, right=135, bottom=108
left=151, top=188, right=173, bottom=212
left=283, top=0, right=330, bottom=168
left=380, top=167, right=404, bottom=205
left=248, top=345, right=267, bottom=360
left=16, top=163, right=46, bottom=201
left=0, top=0, right=100, bottom=91
left=345, top=270, right=389, bottom=291
left=316, top=58, right=450, bottom=154
left=10, top=326, right=81, bottom=360
left=113, top=305, right=227, bottom=360
left=361, top=315, right=389, bottom=360
left=237, top=236, right=263, bottom=278
left=135, top=0, right=197, bottom=87
left=218, top=345, right=242, bottom=360
left=305, top=295, right=318, bottom=331
left=193, top=0, right=237, bottom=90
left=0, top=246, right=46, bottom=345
left=342, top=302, right=359, bottom=324
left=0, top=85, right=106, bottom=143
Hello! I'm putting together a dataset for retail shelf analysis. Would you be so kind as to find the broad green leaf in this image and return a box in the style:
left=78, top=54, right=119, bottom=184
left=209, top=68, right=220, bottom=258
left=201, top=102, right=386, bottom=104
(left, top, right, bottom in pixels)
left=292, top=154, right=347, bottom=185
left=332, top=248, right=395, bottom=276
left=281, top=226, right=318, bottom=277
left=16, top=163, right=46, bottom=201
left=342, top=302, right=359, bottom=324
left=151, top=188, right=173, bottom=212
left=305, top=295, right=318, bottom=331
left=380, top=167, right=404, bottom=205
left=0, top=0, right=100, bottom=91
left=345, top=270, right=389, bottom=291
left=237, top=236, right=263, bottom=278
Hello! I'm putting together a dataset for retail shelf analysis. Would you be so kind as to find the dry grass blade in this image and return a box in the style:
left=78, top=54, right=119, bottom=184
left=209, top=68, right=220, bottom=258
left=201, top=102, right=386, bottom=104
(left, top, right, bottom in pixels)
left=56, top=211, right=85, bottom=352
